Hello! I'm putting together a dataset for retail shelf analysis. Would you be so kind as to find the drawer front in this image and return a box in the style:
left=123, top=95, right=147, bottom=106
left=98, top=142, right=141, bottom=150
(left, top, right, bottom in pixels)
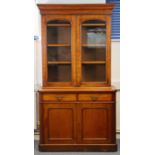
left=78, top=93, right=114, bottom=102
left=41, top=93, right=76, bottom=102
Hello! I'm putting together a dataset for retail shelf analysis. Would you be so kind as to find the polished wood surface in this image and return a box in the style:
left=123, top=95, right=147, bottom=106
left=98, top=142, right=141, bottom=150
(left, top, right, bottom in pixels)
left=39, top=90, right=117, bottom=151
left=78, top=93, right=114, bottom=101
left=82, top=61, right=106, bottom=64
left=41, top=93, right=76, bottom=102
left=39, top=143, right=117, bottom=152
left=78, top=103, right=114, bottom=144
left=48, top=61, right=71, bottom=64
left=47, top=44, right=70, bottom=47
left=43, top=103, right=77, bottom=144
left=37, top=4, right=117, bottom=152
left=39, top=87, right=117, bottom=92
left=47, top=24, right=70, bottom=27
left=37, top=4, right=114, bottom=15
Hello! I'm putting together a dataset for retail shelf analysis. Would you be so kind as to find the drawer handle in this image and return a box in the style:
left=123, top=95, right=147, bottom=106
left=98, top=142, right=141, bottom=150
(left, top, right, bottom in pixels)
left=55, top=96, right=64, bottom=101
left=90, top=96, right=98, bottom=101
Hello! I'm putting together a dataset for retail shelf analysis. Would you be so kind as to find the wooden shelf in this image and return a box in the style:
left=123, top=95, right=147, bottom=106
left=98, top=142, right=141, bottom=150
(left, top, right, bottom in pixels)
left=82, top=44, right=106, bottom=47
left=48, top=61, right=71, bottom=65
left=47, top=44, right=70, bottom=47
left=82, top=61, right=106, bottom=64
left=47, top=24, right=70, bottom=27
left=82, top=24, right=106, bottom=26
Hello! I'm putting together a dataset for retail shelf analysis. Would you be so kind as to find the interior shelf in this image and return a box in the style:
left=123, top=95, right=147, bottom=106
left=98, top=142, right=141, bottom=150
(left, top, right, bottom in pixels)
left=47, top=24, right=70, bottom=27
left=82, top=24, right=106, bottom=26
left=48, top=61, right=71, bottom=65
left=47, top=44, right=71, bottom=47
left=82, top=44, right=106, bottom=47
left=82, top=61, right=106, bottom=64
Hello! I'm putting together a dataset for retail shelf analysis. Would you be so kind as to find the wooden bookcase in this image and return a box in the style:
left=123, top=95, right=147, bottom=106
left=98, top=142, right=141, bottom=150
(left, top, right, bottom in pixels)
left=37, top=4, right=117, bottom=151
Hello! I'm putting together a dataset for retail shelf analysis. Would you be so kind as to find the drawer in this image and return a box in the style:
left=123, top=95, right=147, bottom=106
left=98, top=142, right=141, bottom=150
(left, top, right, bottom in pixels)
left=41, top=93, right=76, bottom=102
left=78, top=93, right=114, bottom=102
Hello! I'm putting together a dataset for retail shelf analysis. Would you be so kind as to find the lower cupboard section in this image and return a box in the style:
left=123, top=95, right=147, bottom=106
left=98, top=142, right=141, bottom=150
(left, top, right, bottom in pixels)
left=39, top=102, right=117, bottom=151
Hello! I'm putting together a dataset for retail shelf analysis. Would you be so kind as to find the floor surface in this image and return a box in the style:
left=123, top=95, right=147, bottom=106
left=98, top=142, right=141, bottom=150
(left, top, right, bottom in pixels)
left=34, top=140, right=120, bottom=155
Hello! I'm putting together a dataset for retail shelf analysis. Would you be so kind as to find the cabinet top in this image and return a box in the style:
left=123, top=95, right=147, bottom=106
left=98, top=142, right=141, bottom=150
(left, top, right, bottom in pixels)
left=38, top=87, right=117, bottom=93
left=37, top=4, right=115, bottom=15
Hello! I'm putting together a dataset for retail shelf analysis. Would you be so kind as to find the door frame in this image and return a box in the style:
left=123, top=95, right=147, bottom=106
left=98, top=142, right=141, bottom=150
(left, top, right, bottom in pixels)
left=76, top=15, right=112, bottom=87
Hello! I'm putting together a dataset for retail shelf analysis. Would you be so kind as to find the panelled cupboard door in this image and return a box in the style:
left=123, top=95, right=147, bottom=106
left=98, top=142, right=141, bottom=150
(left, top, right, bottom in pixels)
left=76, top=15, right=111, bottom=87
left=42, top=15, right=77, bottom=87
left=43, top=103, right=77, bottom=144
left=77, top=103, right=115, bottom=144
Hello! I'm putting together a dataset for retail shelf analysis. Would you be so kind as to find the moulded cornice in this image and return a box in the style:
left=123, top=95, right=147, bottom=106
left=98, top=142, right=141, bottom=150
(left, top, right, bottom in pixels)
left=37, top=4, right=115, bottom=15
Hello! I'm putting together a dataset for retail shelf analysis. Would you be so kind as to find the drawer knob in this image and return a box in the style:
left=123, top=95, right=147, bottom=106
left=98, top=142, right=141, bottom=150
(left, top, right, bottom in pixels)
left=56, top=96, right=64, bottom=101
left=90, top=96, right=98, bottom=101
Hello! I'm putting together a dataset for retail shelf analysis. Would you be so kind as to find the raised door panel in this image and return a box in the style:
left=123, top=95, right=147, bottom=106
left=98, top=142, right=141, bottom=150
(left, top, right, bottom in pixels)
left=43, top=103, right=77, bottom=144
left=78, top=103, right=115, bottom=144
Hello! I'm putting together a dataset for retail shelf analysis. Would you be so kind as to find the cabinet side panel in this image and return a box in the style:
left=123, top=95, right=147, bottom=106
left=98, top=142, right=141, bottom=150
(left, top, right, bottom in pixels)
left=41, top=15, right=48, bottom=86
left=39, top=93, right=44, bottom=144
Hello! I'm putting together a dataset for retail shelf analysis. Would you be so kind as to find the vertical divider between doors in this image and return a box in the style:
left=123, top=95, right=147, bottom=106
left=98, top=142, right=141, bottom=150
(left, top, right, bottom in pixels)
left=76, top=16, right=82, bottom=86
left=75, top=15, right=82, bottom=144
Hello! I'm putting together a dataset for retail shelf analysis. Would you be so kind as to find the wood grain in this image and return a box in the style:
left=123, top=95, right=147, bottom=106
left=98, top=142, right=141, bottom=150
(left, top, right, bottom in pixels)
left=37, top=4, right=115, bottom=15
left=41, top=93, right=76, bottom=102
left=48, top=61, right=71, bottom=64
left=78, top=93, right=113, bottom=101
left=78, top=103, right=113, bottom=144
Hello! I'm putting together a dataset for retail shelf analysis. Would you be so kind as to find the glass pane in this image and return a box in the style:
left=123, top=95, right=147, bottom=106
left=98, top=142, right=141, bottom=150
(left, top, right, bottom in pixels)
left=48, top=65, right=71, bottom=82
left=82, top=26, right=106, bottom=45
left=82, top=64, right=106, bottom=82
left=48, top=47, right=71, bottom=61
left=82, top=47, right=106, bottom=61
left=81, top=20, right=106, bottom=82
left=47, top=20, right=72, bottom=83
left=47, top=26, right=71, bottom=44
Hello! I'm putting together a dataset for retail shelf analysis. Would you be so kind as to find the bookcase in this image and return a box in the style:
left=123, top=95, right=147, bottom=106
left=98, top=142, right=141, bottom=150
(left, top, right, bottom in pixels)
left=37, top=4, right=117, bottom=151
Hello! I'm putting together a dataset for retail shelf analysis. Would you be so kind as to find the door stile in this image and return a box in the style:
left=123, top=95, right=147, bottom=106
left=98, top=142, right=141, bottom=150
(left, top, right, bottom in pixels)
left=76, top=16, right=82, bottom=86
left=71, top=16, right=77, bottom=86
left=105, top=16, right=111, bottom=86
left=76, top=100, right=82, bottom=144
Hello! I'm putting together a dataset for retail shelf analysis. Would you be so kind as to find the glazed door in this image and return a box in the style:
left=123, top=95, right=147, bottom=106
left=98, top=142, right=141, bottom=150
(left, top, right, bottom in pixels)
left=43, top=103, right=77, bottom=144
left=42, top=15, right=76, bottom=87
left=77, top=15, right=111, bottom=87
